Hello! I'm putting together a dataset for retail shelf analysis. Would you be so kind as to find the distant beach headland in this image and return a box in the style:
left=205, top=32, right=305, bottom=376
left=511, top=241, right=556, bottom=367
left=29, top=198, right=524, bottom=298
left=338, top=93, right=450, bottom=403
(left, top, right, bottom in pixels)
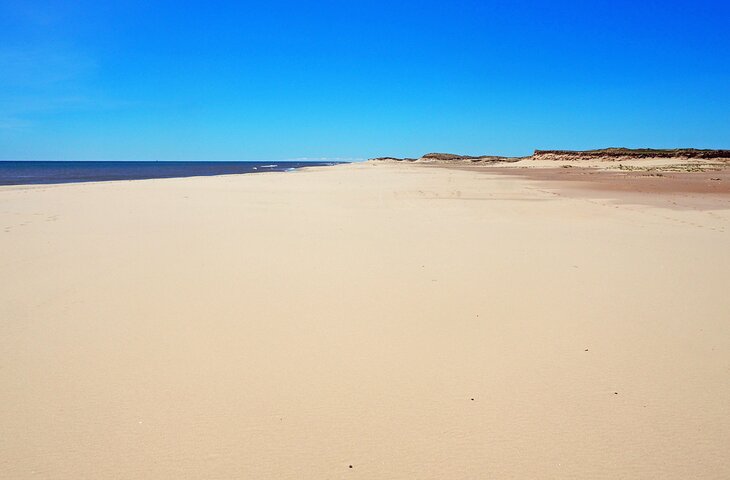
left=370, top=148, right=730, bottom=164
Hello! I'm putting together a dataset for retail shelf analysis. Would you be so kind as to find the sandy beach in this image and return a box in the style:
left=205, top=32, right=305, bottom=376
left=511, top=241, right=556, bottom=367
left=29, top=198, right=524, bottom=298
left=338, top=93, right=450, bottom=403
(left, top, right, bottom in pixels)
left=1, top=162, right=729, bottom=478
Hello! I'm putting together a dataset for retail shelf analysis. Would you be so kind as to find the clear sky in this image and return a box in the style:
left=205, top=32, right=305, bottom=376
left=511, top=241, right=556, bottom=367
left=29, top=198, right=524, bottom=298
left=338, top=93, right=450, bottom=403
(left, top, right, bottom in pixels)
left=1, top=0, right=729, bottom=161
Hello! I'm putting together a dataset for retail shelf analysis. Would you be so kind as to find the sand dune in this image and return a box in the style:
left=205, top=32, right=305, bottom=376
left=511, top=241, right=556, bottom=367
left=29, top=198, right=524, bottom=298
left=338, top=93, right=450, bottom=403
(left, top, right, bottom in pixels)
left=1, top=162, right=729, bottom=478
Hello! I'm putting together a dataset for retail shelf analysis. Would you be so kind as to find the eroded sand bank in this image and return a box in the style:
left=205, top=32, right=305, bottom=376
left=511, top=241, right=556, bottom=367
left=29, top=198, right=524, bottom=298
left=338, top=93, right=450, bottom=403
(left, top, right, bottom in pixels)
left=1, top=162, right=729, bottom=478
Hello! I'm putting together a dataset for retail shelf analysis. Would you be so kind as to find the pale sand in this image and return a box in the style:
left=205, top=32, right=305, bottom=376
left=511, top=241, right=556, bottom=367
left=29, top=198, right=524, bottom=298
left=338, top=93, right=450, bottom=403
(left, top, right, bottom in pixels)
left=1, top=162, right=729, bottom=479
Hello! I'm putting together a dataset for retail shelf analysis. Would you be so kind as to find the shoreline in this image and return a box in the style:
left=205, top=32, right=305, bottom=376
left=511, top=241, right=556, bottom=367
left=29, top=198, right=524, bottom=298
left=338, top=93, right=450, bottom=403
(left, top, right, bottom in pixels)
left=0, top=161, right=346, bottom=188
left=0, top=166, right=337, bottom=192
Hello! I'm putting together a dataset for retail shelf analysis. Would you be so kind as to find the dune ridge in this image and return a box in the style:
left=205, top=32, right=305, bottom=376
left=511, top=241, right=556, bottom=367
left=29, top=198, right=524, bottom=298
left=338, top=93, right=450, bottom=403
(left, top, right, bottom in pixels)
left=371, top=147, right=730, bottom=164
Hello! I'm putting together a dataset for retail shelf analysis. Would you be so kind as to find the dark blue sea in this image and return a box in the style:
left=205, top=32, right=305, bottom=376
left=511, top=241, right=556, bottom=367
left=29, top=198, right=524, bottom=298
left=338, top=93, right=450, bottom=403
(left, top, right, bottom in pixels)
left=0, top=161, right=344, bottom=186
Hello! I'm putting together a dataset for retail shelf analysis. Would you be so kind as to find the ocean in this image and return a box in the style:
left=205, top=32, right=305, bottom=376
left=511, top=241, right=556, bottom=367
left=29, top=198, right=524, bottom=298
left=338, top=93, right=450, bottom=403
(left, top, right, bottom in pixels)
left=0, top=161, right=344, bottom=186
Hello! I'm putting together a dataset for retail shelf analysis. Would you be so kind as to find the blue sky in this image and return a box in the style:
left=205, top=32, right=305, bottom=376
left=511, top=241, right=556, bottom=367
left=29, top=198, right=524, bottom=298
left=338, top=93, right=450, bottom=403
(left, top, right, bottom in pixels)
left=1, top=0, right=729, bottom=160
